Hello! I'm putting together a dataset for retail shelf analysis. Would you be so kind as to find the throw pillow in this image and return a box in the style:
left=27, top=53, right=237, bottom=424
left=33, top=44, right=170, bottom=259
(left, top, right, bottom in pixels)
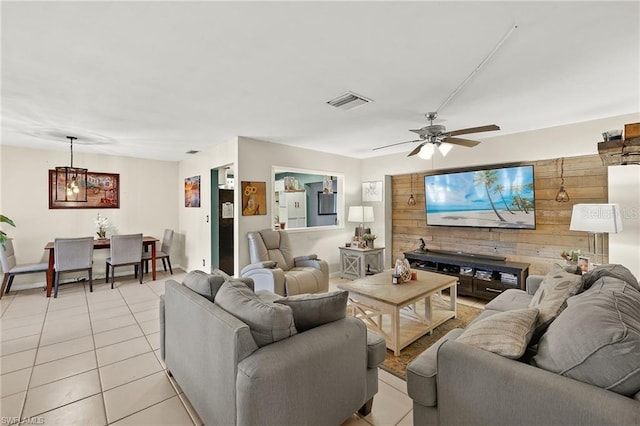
left=215, top=279, right=297, bottom=347
left=456, top=308, right=539, bottom=359
left=275, top=290, right=348, bottom=332
left=528, top=263, right=583, bottom=325
left=182, top=270, right=224, bottom=302
left=533, top=281, right=640, bottom=396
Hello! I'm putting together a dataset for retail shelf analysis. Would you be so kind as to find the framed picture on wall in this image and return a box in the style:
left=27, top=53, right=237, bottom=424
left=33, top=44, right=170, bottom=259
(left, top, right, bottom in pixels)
left=49, top=170, right=119, bottom=209
left=185, top=175, right=201, bottom=207
left=362, top=181, right=383, bottom=202
left=242, top=181, right=267, bottom=215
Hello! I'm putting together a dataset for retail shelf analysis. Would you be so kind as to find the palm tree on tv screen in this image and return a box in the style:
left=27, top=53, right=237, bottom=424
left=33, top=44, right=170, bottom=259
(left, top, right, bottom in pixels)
left=493, top=184, right=516, bottom=215
left=473, top=170, right=506, bottom=222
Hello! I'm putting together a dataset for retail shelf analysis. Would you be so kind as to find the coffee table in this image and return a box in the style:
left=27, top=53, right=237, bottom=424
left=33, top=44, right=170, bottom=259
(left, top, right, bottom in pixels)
left=338, top=269, right=457, bottom=355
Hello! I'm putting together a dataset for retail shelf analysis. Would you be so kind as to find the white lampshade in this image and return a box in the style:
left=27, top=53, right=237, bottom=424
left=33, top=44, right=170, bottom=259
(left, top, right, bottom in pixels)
left=418, top=144, right=435, bottom=160
left=570, top=204, right=623, bottom=233
left=348, top=206, right=374, bottom=223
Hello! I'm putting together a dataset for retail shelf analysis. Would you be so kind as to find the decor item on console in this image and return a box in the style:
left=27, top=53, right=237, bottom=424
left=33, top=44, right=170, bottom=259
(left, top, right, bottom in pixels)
left=348, top=205, right=374, bottom=237
left=560, top=249, right=581, bottom=263
left=569, top=203, right=623, bottom=265
left=54, top=136, right=88, bottom=203
left=554, top=157, right=570, bottom=202
left=424, top=163, right=535, bottom=229
left=362, top=233, right=377, bottom=248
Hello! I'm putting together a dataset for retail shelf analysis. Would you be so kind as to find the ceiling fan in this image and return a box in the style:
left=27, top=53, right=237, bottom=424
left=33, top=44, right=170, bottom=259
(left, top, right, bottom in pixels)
left=373, top=112, right=501, bottom=157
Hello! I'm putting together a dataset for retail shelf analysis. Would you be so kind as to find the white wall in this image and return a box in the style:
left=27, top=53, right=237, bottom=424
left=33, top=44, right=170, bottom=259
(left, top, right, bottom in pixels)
left=608, top=165, right=640, bottom=278
left=0, top=146, right=179, bottom=289
left=235, top=137, right=362, bottom=275
left=177, top=139, right=237, bottom=273
left=361, top=113, right=640, bottom=274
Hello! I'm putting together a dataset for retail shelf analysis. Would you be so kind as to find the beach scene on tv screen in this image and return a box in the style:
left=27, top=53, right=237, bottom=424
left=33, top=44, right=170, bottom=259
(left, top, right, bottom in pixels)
left=425, top=165, right=535, bottom=229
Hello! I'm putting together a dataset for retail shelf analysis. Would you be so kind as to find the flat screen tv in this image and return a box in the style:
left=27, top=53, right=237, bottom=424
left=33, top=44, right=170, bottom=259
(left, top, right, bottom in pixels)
left=424, top=164, right=536, bottom=229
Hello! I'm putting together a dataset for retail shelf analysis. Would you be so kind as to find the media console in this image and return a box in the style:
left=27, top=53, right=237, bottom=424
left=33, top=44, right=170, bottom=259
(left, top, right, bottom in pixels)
left=404, top=249, right=530, bottom=301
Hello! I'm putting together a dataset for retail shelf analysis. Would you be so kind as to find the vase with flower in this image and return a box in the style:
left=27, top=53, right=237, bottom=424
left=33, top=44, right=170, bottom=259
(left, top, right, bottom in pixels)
left=95, top=213, right=110, bottom=240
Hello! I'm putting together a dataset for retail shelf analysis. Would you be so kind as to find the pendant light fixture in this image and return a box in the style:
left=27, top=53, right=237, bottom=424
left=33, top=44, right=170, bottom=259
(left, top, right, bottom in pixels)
left=55, top=136, right=88, bottom=202
left=555, top=157, right=570, bottom=203
left=407, top=174, right=417, bottom=205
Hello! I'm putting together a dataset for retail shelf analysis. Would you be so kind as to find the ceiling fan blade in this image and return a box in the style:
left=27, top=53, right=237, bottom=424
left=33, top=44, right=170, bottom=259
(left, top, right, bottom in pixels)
left=409, top=128, right=428, bottom=136
left=372, top=138, right=424, bottom=151
left=448, top=124, right=500, bottom=137
left=408, top=142, right=427, bottom=157
left=446, top=137, right=481, bottom=147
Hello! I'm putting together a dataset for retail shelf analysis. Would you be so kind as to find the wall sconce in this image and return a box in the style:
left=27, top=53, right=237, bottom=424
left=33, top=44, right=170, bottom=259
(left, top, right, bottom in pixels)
left=555, top=157, right=570, bottom=203
left=407, top=174, right=416, bottom=205
left=55, top=136, right=88, bottom=202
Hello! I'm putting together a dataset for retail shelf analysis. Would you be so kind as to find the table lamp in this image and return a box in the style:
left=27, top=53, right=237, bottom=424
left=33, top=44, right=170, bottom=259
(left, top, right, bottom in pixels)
left=348, top=206, right=374, bottom=237
left=569, top=203, right=623, bottom=265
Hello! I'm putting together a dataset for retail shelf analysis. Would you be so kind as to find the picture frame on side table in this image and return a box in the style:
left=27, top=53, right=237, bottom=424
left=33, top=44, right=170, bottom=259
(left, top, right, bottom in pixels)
left=578, top=256, right=590, bottom=274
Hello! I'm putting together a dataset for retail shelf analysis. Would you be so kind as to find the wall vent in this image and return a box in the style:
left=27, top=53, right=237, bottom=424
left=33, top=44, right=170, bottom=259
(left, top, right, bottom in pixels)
left=326, top=91, right=373, bottom=111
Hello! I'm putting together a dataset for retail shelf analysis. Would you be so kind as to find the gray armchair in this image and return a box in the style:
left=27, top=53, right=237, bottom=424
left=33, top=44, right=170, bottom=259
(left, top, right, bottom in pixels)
left=161, top=273, right=385, bottom=426
left=240, top=229, right=329, bottom=295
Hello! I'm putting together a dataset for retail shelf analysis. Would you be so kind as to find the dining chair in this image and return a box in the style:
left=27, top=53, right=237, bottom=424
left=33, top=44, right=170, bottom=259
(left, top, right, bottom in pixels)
left=0, top=239, right=49, bottom=299
left=53, top=237, right=94, bottom=298
left=106, top=233, right=143, bottom=288
left=143, top=228, right=174, bottom=275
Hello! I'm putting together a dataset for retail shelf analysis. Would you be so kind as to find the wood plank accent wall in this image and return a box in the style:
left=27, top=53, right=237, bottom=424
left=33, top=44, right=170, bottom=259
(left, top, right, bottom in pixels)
left=391, top=155, right=608, bottom=275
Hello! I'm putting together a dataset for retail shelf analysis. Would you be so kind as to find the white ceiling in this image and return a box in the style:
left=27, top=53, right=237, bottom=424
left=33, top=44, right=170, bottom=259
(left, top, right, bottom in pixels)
left=2, top=1, right=639, bottom=162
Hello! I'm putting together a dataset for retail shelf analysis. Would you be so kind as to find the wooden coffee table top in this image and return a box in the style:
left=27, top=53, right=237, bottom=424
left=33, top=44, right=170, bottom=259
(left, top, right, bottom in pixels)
left=337, top=269, right=457, bottom=306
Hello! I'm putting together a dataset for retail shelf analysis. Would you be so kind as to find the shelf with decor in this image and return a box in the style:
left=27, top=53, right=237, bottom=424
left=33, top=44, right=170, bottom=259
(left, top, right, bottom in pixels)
left=404, top=249, right=530, bottom=301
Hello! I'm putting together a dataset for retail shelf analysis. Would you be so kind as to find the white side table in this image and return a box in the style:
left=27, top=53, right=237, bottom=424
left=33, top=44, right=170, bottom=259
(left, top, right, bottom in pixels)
left=339, top=246, right=385, bottom=280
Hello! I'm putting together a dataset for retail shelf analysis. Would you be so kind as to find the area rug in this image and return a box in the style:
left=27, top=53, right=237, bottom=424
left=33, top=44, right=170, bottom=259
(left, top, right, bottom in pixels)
left=380, top=303, right=482, bottom=379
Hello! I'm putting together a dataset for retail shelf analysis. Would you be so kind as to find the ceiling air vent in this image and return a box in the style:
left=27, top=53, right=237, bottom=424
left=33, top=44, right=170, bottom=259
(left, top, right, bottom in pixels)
left=186, top=150, right=199, bottom=154
left=326, top=91, right=373, bottom=111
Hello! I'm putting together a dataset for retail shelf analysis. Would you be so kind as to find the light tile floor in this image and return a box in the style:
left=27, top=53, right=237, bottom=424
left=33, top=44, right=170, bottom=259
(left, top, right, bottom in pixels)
left=1, top=272, right=484, bottom=426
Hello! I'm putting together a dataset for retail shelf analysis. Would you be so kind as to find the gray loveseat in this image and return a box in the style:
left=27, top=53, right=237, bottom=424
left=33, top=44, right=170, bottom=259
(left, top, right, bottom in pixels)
left=160, top=270, right=385, bottom=426
left=407, top=264, right=640, bottom=425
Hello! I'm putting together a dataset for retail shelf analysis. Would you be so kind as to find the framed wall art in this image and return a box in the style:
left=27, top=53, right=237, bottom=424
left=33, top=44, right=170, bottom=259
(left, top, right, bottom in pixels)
left=185, top=175, right=201, bottom=207
left=362, top=180, right=383, bottom=202
left=49, top=170, right=119, bottom=209
left=242, top=181, right=266, bottom=215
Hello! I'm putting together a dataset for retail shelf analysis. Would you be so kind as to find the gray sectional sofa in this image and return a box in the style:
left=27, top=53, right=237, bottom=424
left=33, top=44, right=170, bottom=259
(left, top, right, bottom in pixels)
left=407, top=264, right=640, bottom=425
left=160, top=270, right=386, bottom=426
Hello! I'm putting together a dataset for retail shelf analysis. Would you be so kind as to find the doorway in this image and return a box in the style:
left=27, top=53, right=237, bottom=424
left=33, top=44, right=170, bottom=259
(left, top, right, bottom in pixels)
left=211, top=165, right=235, bottom=275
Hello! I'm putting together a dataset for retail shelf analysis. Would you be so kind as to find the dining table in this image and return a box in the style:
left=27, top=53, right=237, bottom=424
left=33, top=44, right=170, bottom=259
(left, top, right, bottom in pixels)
left=44, top=235, right=159, bottom=297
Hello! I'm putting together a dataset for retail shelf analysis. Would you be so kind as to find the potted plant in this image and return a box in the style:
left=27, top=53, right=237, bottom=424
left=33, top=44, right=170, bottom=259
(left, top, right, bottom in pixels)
left=0, top=215, right=15, bottom=248
left=362, top=233, right=377, bottom=249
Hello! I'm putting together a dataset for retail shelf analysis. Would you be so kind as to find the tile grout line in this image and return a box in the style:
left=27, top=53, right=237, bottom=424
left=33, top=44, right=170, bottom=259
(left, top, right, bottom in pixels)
left=16, top=286, right=51, bottom=421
